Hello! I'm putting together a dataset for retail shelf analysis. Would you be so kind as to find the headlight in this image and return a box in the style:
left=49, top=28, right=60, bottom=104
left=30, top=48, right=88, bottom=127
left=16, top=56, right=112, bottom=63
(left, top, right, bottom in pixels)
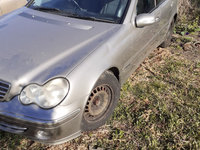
left=19, top=78, right=69, bottom=109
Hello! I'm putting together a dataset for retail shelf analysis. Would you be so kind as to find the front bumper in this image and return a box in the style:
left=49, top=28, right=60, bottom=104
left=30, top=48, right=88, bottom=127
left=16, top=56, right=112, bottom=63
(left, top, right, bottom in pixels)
left=0, top=94, right=85, bottom=145
left=0, top=109, right=81, bottom=145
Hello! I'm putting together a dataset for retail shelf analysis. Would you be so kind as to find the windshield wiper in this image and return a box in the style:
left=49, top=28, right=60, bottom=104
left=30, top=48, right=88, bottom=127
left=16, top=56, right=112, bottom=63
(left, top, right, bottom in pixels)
left=65, top=14, right=115, bottom=23
left=82, top=16, right=115, bottom=23
left=32, top=6, right=62, bottom=13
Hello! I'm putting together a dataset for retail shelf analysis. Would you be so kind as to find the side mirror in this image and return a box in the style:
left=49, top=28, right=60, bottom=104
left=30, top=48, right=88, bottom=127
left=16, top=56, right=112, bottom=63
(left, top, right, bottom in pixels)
left=135, top=14, right=159, bottom=28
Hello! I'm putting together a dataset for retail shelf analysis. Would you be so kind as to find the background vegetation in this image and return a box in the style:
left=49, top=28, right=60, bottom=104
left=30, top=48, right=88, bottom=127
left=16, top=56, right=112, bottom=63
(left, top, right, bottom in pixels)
left=0, top=0, right=200, bottom=149
left=178, top=0, right=200, bottom=19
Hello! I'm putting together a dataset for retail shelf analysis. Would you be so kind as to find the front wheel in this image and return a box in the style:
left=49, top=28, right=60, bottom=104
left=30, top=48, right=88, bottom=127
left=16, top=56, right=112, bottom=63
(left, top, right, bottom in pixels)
left=81, top=71, right=120, bottom=131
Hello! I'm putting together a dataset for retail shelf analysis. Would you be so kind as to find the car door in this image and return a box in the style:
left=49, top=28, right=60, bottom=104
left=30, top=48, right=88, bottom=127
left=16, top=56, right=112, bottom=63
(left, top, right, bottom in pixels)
left=120, top=0, right=175, bottom=82
left=120, top=0, right=159, bottom=81
left=154, top=0, right=175, bottom=43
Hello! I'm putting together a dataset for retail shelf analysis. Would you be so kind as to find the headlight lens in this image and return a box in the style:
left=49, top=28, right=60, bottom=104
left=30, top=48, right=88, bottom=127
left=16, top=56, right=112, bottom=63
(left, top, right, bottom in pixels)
left=20, top=78, right=69, bottom=109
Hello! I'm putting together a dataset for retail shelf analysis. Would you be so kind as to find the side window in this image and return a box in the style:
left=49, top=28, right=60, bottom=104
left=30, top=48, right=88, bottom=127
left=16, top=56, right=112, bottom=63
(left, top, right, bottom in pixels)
left=101, top=0, right=121, bottom=16
left=137, top=0, right=156, bottom=15
left=156, top=0, right=164, bottom=6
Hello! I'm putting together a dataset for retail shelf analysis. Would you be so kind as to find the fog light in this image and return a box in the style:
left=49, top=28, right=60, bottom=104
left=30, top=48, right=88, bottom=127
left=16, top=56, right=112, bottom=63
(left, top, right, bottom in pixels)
left=36, top=130, right=50, bottom=140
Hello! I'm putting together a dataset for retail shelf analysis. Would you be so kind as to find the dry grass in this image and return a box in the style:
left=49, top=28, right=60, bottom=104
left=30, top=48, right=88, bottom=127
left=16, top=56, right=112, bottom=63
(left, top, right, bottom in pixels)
left=178, top=0, right=200, bottom=20
left=178, top=0, right=192, bottom=17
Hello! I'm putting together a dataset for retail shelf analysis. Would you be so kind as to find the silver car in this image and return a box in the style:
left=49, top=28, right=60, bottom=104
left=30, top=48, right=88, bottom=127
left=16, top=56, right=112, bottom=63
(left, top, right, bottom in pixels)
left=0, top=0, right=177, bottom=145
left=0, top=0, right=27, bottom=16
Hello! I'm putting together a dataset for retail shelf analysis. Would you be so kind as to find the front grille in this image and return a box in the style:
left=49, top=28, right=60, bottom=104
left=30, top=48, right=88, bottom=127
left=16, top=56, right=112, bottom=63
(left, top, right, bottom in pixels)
left=0, top=80, right=11, bottom=101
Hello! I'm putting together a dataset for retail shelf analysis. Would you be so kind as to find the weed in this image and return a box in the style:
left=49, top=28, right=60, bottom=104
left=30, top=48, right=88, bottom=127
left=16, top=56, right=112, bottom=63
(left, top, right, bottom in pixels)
left=175, top=17, right=200, bottom=36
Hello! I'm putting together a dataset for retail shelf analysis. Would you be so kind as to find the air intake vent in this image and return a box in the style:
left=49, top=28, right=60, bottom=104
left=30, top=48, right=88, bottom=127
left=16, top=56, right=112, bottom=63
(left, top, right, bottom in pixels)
left=0, top=80, right=11, bottom=101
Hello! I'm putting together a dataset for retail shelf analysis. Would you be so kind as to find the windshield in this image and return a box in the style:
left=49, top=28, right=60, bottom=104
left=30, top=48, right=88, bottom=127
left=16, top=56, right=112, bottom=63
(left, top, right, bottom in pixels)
left=28, top=0, right=129, bottom=23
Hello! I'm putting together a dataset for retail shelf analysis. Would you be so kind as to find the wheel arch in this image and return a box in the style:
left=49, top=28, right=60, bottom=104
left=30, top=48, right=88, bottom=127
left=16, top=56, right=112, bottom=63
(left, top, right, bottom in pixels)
left=108, top=67, right=120, bottom=82
left=81, top=68, right=121, bottom=131
left=174, top=13, right=178, bottom=22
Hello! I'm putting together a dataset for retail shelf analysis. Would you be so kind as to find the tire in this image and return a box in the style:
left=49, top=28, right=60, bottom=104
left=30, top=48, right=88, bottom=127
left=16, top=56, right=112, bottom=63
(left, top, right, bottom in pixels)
left=160, top=20, right=175, bottom=48
left=81, top=71, right=120, bottom=131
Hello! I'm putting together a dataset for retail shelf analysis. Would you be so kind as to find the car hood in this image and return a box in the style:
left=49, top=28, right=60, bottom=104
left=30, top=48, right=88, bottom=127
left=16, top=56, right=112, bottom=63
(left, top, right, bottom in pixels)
left=0, top=8, right=120, bottom=97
